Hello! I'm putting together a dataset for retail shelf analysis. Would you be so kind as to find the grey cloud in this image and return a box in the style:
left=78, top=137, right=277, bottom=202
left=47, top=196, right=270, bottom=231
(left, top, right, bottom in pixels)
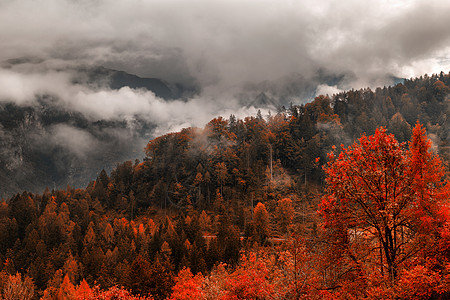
left=2, top=0, right=449, bottom=94
left=310, top=1, right=450, bottom=83
left=381, top=3, right=450, bottom=59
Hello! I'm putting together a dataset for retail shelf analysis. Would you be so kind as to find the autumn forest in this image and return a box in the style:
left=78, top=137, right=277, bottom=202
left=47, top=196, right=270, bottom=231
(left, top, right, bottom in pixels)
left=0, top=72, right=449, bottom=299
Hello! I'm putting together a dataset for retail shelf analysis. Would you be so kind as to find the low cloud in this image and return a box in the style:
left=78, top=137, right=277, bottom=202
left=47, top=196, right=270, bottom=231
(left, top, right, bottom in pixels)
left=315, top=84, right=343, bottom=97
left=0, top=68, right=72, bottom=105
left=47, top=124, right=98, bottom=158
left=0, top=65, right=263, bottom=139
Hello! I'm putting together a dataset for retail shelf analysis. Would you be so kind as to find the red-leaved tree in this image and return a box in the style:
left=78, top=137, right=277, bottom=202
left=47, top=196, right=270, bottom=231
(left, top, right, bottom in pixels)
left=319, top=123, right=449, bottom=296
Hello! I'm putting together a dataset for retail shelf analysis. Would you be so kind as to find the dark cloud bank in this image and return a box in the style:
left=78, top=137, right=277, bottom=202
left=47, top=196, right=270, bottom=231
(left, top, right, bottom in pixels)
left=0, top=0, right=449, bottom=196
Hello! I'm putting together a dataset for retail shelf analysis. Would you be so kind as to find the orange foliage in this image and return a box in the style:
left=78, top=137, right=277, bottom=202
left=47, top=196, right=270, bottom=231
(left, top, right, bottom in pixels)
left=74, top=280, right=154, bottom=300
left=2, top=272, right=34, bottom=300
left=170, top=268, right=204, bottom=300
left=319, top=123, right=450, bottom=296
left=220, top=252, right=274, bottom=300
left=75, top=279, right=93, bottom=299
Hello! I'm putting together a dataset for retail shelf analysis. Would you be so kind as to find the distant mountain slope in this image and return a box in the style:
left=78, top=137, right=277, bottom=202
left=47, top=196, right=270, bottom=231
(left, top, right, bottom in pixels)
left=0, top=101, right=154, bottom=198
left=75, top=66, right=190, bottom=99
left=2, top=57, right=196, bottom=100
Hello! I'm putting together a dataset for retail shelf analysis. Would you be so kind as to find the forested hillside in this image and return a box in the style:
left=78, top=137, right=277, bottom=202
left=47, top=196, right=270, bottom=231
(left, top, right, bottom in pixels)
left=0, top=72, right=449, bottom=299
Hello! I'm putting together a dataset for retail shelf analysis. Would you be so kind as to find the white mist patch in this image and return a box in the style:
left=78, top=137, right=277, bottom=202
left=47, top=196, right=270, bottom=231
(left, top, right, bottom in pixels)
left=49, top=124, right=98, bottom=158
left=399, top=49, right=450, bottom=79
left=427, top=133, right=441, bottom=154
left=147, top=97, right=264, bottom=137
left=315, top=84, right=343, bottom=97
left=0, top=69, right=72, bottom=105
left=70, top=87, right=237, bottom=136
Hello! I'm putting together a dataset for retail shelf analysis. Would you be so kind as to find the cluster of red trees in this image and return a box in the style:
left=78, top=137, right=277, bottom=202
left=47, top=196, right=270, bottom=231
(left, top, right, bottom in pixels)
left=0, top=73, right=448, bottom=298
left=167, top=123, right=450, bottom=299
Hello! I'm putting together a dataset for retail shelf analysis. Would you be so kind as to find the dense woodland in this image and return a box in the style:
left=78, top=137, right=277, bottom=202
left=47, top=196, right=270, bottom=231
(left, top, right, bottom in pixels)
left=0, top=72, right=449, bottom=299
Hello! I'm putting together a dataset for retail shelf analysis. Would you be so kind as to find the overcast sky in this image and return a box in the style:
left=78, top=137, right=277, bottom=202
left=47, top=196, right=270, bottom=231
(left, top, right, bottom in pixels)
left=0, top=0, right=450, bottom=133
left=2, top=0, right=450, bottom=85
